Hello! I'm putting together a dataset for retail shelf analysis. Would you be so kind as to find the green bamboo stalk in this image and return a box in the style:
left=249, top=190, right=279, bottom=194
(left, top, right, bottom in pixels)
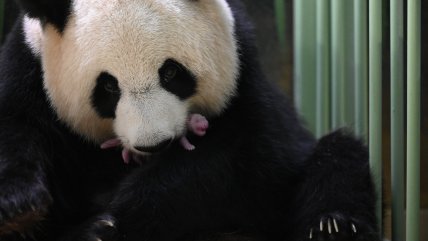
left=315, top=0, right=330, bottom=138
left=274, top=0, right=286, bottom=47
left=406, top=0, right=421, bottom=240
left=369, top=0, right=383, bottom=233
left=354, top=0, right=368, bottom=139
left=0, top=0, right=4, bottom=42
left=293, top=0, right=316, bottom=133
left=390, top=0, right=405, bottom=240
left=344, top=2, right=355, bottom=128
left=331, top=0, right=345, bottom=129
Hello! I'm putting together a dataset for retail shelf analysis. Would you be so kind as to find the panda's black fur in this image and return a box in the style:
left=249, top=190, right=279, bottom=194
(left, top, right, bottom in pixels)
left=0, top=0, right=379, bottom=241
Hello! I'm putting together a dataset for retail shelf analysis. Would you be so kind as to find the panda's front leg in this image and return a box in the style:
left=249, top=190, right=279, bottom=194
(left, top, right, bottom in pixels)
left=0, top=122, right=53, bottom=239
left=73, top=155, right=243, bottom=241
left=291, top=130, right=380, bottom=241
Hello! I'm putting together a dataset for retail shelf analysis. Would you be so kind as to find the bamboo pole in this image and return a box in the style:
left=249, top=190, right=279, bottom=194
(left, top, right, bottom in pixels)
left=354, top=0, right=368, bottom=139
left=293, top=0, right=316, bottom=133
left=331, top=0, right=345, bottom=129
left=316, top=0, right=330, bottom=138
left=406, top=0, right=421, bottom=240
left=0, top=0, right=4, bottom=42
left=274, top=0, right=286, bottom=48
left=390, top=0, right=405, bottom=240
left=369, top=0, right=383, bottom=232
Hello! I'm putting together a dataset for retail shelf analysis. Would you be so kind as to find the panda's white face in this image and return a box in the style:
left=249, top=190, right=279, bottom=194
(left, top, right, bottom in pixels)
left=24, top=0, right=238, bottom=153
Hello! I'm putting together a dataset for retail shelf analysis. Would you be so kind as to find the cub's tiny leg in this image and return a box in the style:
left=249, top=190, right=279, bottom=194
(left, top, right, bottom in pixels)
left=180, top=114, right=209, bottom=151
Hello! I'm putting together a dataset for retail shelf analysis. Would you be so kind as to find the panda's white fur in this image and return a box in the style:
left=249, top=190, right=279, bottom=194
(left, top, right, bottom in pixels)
left=23, top=17, right=43, bottom=57
left=24, top=0, right=238, bottom=150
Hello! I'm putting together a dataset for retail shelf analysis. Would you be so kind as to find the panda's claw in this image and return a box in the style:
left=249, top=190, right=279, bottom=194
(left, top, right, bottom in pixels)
left=351, top=223, right=357, bottom=233
left=74, top=214, right=120, bottom=241
left=333, top=218, right=339, bottom=233
left=96, top=219, right=115, bottom=228
left=304, top=213, right=375, bottom=240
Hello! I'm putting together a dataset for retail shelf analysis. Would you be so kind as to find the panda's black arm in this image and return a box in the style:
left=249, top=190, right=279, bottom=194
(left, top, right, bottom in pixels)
left=0, top=19, right=62, bottom=237
left=107, top=156, right=247, bottom=241
left=290, top=130, right=380, bottom=241
left=0, top=119, right=54, bottom=235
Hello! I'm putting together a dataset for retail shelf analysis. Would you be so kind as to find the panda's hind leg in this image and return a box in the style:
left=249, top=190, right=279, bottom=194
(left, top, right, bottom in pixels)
left=291, top=130, right=380, bottom=241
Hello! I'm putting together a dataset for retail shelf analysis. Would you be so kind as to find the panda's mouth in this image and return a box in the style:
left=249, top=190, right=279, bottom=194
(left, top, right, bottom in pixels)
left=100, top=113, right=209, bottom=165
left=100, top=138, right=146, bottom=164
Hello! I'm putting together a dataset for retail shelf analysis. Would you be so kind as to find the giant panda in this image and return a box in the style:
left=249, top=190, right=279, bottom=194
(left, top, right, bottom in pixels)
left=0, top=0, right=379, bottom=241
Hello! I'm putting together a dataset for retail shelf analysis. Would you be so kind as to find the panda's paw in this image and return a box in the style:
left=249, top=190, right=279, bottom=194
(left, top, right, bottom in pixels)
left=305, top=213, right=376, bottom=241
left=0, top=179, right=52, bottom=236
left=81, top=215, right=121, bottom=241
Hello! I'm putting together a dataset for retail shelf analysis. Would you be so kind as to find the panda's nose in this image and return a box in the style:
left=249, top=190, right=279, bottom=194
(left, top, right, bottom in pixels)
left=134, top=139, right=173, bottom=153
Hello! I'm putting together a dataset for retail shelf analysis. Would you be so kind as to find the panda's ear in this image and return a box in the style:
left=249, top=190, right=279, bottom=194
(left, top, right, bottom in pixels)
left=15, top=0, right=71, bottom=32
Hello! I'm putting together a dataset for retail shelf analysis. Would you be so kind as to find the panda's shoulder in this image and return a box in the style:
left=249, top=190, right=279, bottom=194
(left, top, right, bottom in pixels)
left=0, top=18, right=48, bottom=116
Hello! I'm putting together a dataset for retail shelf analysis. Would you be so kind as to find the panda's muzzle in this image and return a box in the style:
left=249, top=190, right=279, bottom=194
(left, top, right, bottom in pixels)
left=134, top=138, right=173, bottom=153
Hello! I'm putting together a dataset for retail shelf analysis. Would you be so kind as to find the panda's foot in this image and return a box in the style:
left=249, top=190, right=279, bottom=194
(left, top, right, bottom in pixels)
left=0, top=179, right=52, bottom=237
left=77, top=215, right=121, bottom=241
left=305, top=213, right=376, bottom=241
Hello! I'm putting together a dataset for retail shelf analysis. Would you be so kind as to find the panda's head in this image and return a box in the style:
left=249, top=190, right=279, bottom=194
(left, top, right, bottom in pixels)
left=21, top=0, right=239, bottom=153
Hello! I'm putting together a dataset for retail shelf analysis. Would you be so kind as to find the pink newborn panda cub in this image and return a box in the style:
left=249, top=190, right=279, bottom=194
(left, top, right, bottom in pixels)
left=101, top=114, right=209, bottom=164
left=179, top=113, right=209, bottom=151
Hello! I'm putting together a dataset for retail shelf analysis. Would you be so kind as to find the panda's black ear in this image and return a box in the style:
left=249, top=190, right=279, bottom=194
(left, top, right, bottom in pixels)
left=15, top=0, right=71, bottom=32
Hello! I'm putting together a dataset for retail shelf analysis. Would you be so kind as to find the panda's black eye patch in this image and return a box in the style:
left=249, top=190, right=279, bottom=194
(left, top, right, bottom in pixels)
left=159, top=59, right=197, bottom=100
left=91, top=72, right=121, bottom=119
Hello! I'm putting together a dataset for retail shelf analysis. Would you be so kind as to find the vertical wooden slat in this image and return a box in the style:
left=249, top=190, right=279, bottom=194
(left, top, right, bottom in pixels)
left=354, top=0, right=368, bottom=138
left=315, top=0, right=330, bottom=138
left=330, top=0, right=345, bottom=129
left=406, top=0, right=421, bottom=240
left=390, top=0, right=405, bottom=240
left=369, top=0, right=383, bottom=232
left=293, top=0, right=317, bottom=133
